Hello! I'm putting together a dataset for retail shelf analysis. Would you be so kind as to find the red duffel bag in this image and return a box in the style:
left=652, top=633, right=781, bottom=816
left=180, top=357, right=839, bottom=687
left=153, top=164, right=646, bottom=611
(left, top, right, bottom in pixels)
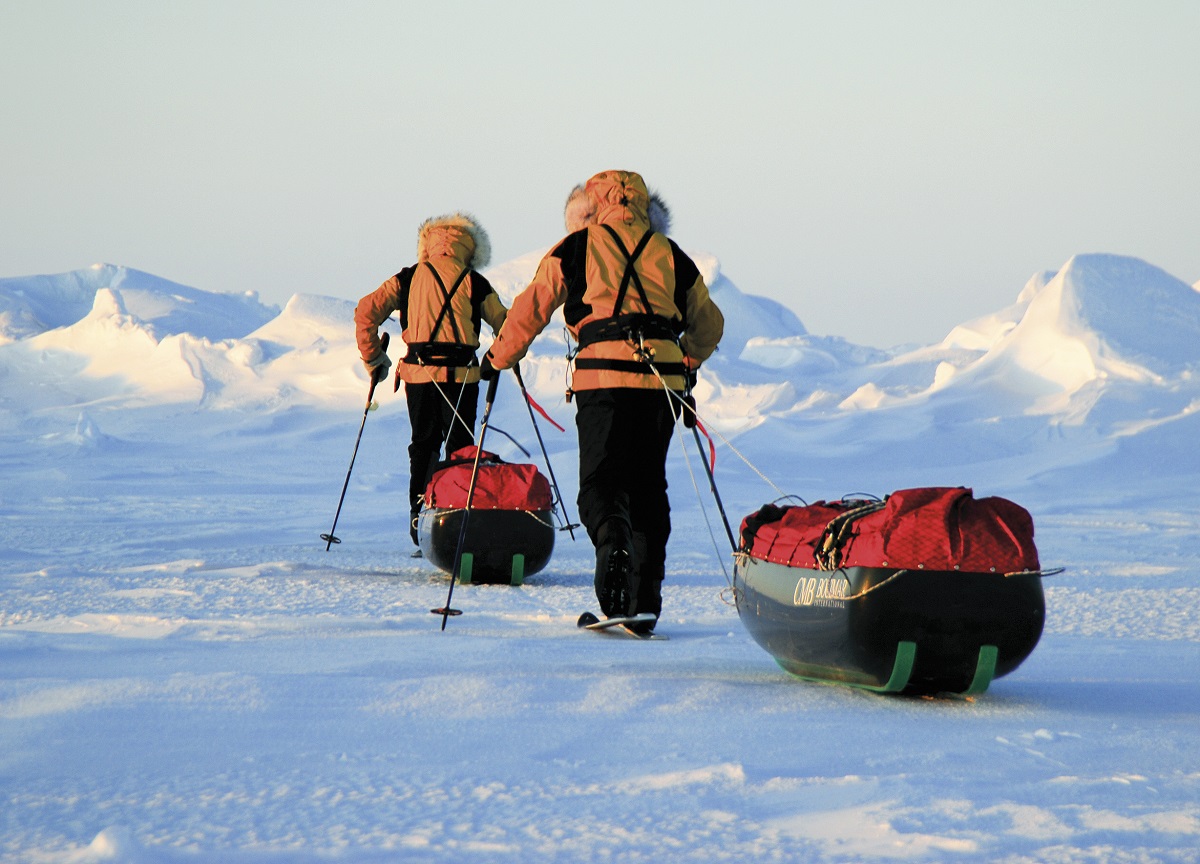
left=423, top=446, right=554, bottom=512
left=740, top=487, right=1039, bottom=574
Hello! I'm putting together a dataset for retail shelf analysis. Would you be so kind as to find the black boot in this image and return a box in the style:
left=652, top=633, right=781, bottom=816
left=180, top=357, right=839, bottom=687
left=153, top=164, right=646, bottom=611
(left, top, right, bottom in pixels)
left=594, top=518, right=637, bottom=618
left=628, top=532, right=663, bottom=633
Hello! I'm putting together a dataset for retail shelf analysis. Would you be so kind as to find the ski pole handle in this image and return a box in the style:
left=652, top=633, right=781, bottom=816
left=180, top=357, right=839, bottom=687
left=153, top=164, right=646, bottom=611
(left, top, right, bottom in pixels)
left=682, top=393, right=697, bottom=429
left=368, top=332, right=391, bottom=397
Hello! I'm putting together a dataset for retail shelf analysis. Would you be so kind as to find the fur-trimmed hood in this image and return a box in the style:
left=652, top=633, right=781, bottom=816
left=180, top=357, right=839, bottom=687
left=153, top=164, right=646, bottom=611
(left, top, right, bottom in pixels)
left=416, top=212, right=491, bottom=269
left=564, top=171, right=672, bottom=234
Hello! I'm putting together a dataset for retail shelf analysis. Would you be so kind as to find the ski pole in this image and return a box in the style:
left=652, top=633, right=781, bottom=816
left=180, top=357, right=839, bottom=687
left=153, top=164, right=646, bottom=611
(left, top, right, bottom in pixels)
left=512, top=362, right=578, bottom=540
left=696, top=422, right=739, bottom=556
left=670, top=355, right=737, bottom=554
left=322, top=332, right=390, bottom=550
left=432, top=371, right=501, bottom=629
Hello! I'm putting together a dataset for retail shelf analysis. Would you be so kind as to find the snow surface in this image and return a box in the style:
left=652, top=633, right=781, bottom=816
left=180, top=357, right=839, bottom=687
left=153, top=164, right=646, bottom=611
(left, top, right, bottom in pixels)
left=1, top=252, right=1198, bottom=863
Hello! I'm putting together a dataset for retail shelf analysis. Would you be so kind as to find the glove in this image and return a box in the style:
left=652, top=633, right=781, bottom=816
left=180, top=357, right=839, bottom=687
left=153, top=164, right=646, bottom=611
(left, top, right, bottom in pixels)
left=363, top=351, right=392, bottom=381
left=683, top=363, right=699, bottom=428
left=479, top=354, right=500, bottom=381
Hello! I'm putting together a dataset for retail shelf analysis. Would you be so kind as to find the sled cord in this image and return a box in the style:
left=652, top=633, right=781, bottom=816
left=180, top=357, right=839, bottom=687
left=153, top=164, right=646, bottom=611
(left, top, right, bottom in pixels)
left=637, top=342, right=740, bottom=558
left=483, top=425, right=531, bottom=457
left=403, top=354, right=477, bottom=454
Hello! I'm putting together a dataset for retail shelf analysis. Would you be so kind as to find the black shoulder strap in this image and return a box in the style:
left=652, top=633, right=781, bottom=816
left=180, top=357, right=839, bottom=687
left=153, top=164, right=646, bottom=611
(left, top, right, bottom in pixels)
left=558, top=229, right=592, bottom=327
left=424, top=262, right=471, bottom=343
left=469, top=271, right=494, bottom=334
left=667, top=238, right=696, bottom=332
left=602, top=225, right=654, bottom=317
left=395, top=267, right=417, bottom=329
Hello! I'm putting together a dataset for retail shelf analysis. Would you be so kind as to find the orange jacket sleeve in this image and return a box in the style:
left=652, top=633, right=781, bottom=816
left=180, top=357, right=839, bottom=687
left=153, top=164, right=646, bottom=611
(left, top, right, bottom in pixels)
left=486, top=255, right=567, bottom=369
left=354, top=276, right=402, bottom=364
left=680, top=272, right=723, bottom=366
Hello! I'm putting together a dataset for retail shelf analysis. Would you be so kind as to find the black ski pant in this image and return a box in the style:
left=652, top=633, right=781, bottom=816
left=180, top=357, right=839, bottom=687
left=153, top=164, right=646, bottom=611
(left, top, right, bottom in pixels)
left=575, top=388, right=679, bottom=616
left=405, top=380, right=479, bottom=521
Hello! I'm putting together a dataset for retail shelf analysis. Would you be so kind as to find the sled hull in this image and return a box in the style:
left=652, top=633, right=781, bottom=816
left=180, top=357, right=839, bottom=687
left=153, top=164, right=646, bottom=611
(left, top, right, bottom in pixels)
left=733, top=557, right=1044, bottom=695
left=417, top=507, right=555, bottom=585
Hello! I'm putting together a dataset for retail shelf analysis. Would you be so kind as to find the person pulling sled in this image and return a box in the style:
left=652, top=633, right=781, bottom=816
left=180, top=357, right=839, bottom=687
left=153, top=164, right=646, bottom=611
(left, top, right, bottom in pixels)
left=355, top=212, right=508, bottom=547
left=482, top=171, right=724, bottom=632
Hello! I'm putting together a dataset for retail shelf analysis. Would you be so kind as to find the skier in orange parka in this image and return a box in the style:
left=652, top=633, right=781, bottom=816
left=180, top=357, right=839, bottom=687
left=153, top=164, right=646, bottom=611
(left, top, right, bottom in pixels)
left=483, top=171, right=723, bottom=630
left=355, top=213, right=507, bottom=547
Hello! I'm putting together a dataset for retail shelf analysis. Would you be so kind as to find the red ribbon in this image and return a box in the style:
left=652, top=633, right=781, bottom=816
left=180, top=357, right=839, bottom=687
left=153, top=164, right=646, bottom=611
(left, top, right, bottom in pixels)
left=524, top=391, right=565, bottom=432
left=696, top=418, right=717, bottom=470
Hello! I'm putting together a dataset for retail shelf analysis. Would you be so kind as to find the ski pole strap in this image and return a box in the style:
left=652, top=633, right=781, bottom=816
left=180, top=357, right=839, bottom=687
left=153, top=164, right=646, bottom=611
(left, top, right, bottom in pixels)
left=573, top=358, right=687, bottom=376
left=523, top=390, right=565, bottom=432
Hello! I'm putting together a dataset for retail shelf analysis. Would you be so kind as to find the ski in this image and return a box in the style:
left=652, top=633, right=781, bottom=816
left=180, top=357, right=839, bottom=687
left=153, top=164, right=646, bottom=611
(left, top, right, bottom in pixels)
left=576, top=611, right=668, bottom=640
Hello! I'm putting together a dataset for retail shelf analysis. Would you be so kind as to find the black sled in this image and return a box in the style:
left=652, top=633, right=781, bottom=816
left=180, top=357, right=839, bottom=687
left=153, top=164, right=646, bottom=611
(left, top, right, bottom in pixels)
left=417, top=446, right=556, bottom=585
left=734, top=488, right=1048, bottom=696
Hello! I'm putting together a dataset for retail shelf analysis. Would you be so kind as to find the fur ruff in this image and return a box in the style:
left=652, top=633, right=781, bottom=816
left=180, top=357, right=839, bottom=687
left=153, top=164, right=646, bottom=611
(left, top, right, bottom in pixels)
left=563, top=185, right=594, bottom=233
left=563, top=183, right=672, bottom=234
left=647, top=192, right=672, bottom=234
left=416, top=212, right=491, bottom=269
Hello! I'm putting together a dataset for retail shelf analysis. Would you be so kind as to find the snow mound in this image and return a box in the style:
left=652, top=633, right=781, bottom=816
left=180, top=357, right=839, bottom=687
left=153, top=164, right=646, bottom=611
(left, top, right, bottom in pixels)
left=704, top=262, right=807, bottom=356
left=2, top=251, right=1198, bottom=493
left=938, top=254, right=1200, bottom=417
left=66, top=826, right=148, bottom=863
left=68, top=411, right=115, bottom=448
left=247, top=293, right=360, bottom=351
left=1007, top=253, right=1199, bottom=377
left=27, top=287, right=205, bottom=404
left=0, top=263, right=277, bottom=344
left=481, top=247, right=552, bottom=305
left=941, top=270, right=1053, bottom=352
left=740, top=334, right=887, bottom=373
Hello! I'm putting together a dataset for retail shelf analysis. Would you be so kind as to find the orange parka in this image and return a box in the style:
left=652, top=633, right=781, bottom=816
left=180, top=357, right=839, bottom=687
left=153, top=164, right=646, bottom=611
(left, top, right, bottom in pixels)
left=487, top=171, right=723, bottom=392
left=356, top=213, right=507, bottom=385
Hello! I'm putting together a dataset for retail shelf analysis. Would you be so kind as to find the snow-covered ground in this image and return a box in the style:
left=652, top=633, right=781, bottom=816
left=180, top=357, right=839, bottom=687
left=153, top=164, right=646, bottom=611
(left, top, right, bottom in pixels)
left=2, top=254, right=1198, bottom=862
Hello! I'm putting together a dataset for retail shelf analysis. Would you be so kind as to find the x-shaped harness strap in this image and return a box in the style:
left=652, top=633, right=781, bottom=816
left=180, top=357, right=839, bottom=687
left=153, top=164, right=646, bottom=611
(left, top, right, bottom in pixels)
left=601, top=224, right=655, bottom=318
left=424, top=262, right=471, bottom=344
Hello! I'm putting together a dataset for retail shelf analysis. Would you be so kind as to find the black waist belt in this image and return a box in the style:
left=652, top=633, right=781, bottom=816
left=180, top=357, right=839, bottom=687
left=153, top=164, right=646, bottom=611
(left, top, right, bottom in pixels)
left=576, top=313, right=683, bottom=349
left=573, top=358, right=687, bottom=376
left=404, top=342, right=478, bottom=367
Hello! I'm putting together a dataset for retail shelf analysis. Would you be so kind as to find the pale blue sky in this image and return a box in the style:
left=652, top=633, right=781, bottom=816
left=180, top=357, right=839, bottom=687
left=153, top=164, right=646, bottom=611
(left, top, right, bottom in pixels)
left=4, top=1, right=1198, bottom=346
